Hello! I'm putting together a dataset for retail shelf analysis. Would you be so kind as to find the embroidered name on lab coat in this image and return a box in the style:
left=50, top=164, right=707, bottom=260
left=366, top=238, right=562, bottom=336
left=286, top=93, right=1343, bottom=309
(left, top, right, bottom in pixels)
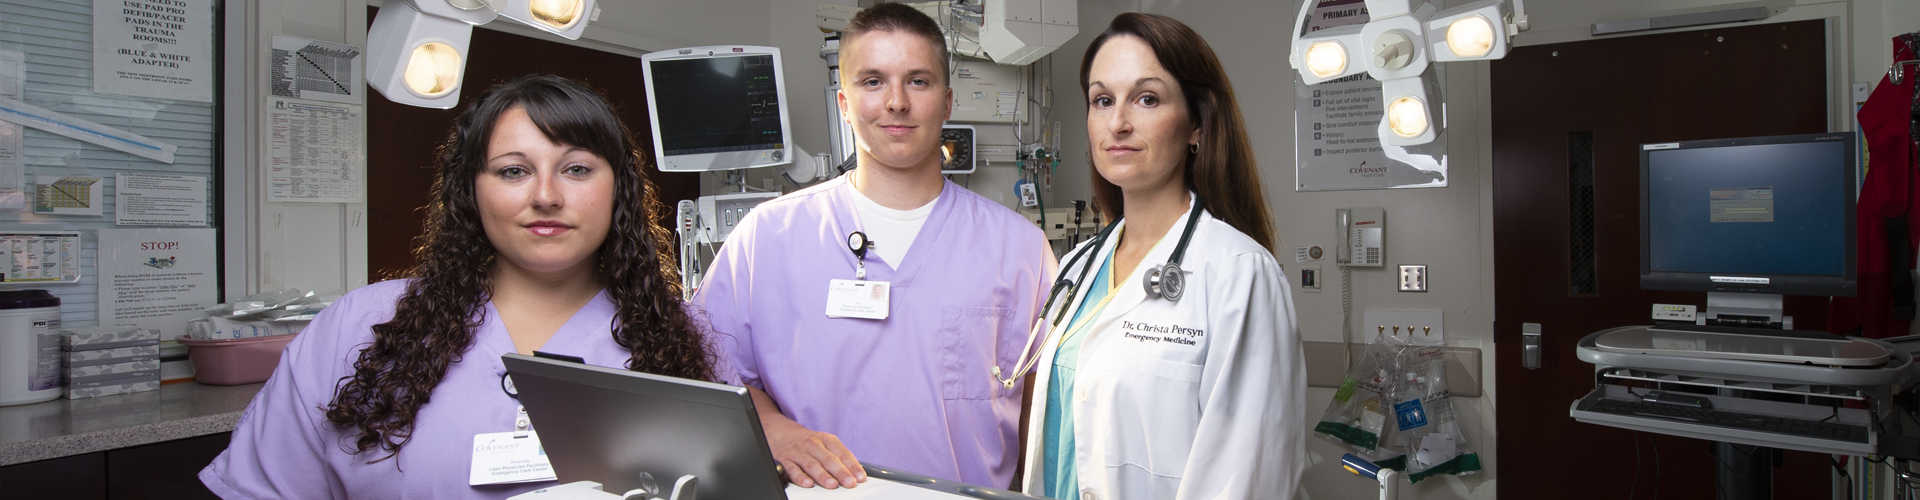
left=1119, top=320, right=1206, bottom=345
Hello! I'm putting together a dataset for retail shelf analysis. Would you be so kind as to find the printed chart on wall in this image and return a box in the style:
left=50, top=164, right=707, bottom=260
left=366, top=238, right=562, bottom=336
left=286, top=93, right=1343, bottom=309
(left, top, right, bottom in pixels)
left=97, top=228, right=216, bottom=339
left=269, top=35, right=363, bottom=105
left=0, top=50, right=25, bottom=212
left=92, top=0, right=215, bottom=103
left=0, top=232, right=82, bottom=284
left=116, top=173, right=207, bottom=226
left=268, top=98, right=365, bottom=203
left=1293, top=0, right=1449, bottom=191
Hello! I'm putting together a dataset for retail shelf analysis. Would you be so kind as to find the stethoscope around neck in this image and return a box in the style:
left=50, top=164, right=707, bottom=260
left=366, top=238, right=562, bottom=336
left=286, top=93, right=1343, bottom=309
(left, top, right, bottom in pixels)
left=990, top=194, right=1205, bottom=390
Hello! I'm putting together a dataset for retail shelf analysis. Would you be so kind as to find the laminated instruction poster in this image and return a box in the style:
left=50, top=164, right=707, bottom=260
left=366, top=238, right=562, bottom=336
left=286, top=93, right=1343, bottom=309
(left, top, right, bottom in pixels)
left=93, top=0, right=215, bottom=102
left=97, top=228, right=216, bottom=339
left=267, top=98, right=365, bottom=203
left=116, top=173, right=208, bottom=226
left=1293, top=0, right=1449, bottom=191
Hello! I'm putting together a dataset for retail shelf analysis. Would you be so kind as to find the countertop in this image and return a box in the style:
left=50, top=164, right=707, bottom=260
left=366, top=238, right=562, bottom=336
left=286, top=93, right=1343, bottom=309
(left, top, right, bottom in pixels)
left=0, top=382, right=262, bottom=466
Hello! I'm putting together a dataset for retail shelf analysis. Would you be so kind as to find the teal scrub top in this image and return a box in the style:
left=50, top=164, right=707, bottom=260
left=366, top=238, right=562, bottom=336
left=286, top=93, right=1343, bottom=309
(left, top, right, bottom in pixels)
left=1042, top=249, right=1117, bottom=499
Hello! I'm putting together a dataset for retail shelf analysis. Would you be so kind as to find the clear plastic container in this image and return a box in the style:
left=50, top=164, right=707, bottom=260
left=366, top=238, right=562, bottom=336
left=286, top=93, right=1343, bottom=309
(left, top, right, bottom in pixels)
left=176, top=334, right=295, bottom=385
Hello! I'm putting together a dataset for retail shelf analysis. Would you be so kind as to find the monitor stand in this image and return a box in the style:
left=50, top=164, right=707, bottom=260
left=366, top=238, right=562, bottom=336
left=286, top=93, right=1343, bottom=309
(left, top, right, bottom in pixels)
left=1703, top=291, right=1785, bottom=500
left=1703, top=292, right=1791, bottom=329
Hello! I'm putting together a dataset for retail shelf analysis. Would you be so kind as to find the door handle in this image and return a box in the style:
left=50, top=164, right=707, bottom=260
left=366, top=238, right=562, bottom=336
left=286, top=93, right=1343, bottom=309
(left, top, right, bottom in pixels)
left=1522, top=323, right=1542, bottom=370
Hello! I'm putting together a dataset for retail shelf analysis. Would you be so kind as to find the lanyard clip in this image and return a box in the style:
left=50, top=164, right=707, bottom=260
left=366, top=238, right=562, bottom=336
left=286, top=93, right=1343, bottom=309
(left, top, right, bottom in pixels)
left=848, top=231, right=871, bottom=280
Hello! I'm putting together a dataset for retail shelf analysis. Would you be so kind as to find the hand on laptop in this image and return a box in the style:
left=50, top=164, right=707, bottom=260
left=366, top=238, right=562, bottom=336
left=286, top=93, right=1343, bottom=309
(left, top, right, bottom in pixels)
left=766, top=420, right=866, bottom=489
left=749, top=386, right=868, bottom=489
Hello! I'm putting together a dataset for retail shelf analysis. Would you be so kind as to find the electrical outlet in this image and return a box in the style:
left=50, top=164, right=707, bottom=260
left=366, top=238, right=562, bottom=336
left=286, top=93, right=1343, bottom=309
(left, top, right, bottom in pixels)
left=1300, top=265, right=1322, bottom=293
left=1398, top=265, right=1427, bottom=292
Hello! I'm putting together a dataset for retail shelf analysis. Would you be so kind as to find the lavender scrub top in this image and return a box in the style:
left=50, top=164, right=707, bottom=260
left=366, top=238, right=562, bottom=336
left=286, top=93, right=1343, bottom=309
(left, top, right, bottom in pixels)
left=199, top=279, right=730, bottom=499
left=693, top=176, right=1055, bottom=488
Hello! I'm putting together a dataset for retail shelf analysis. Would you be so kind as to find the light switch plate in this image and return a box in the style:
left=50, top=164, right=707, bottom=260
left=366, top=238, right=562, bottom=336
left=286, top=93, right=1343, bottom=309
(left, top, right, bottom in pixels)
left=1300, top=265, right=1322, bottom=293
left=1398, top=265, right=1428, bottom=292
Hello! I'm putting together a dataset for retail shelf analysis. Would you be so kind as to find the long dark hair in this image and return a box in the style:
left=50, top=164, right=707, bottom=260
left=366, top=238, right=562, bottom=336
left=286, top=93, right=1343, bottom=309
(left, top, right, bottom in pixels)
left=1079, top=13, right=1278, bottom=254
left=325, top=74, right=717, bottom=461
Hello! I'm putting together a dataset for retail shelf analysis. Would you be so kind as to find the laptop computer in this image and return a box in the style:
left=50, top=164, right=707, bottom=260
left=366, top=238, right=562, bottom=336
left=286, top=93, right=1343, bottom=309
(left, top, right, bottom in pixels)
left=502, top=352, right=788, bottom=500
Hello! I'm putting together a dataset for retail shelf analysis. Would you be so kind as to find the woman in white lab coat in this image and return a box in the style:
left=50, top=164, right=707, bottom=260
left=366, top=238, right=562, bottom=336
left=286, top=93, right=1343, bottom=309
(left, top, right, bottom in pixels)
left=1016, top=13, right=1306, bottom=500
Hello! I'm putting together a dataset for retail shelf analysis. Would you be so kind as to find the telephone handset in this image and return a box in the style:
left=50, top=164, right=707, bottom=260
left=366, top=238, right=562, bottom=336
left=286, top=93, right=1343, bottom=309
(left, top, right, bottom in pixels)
left=1336, top=208, right=1385, bottom=267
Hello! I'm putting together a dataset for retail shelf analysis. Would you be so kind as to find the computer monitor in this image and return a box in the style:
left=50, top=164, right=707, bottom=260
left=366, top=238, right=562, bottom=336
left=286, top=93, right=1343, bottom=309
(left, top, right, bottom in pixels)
left=502, top=353, right=789, bottom=499
left=1639, top=132, right=1857, bottom=297
left=643, top=45, right=794, bottom=172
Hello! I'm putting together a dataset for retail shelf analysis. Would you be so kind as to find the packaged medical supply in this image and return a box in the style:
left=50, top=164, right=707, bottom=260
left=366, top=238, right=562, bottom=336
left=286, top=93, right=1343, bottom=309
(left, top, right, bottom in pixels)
left=64, top=344, right=162, bottom=367
left=0, top=289, right=62, bottom=406
left=65, top=359, right=161, bottom=383
left=62, top=326, right=159, bottom=350
left=66, top=374, right=160, bottom=399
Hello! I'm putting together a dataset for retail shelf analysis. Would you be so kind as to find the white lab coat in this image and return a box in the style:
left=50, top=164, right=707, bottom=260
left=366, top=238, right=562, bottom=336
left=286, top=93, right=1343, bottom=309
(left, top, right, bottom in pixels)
left=1019, top=202, right=1306, bottom=500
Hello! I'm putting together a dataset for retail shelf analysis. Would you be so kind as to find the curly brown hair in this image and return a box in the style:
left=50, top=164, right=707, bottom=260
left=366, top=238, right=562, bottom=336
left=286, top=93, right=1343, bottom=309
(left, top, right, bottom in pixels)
left=325, top=74, right=718, bottom=461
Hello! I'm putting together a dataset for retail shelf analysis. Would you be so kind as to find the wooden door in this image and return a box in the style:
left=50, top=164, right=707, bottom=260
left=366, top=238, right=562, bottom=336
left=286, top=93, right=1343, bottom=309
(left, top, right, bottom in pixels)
left=366, top=7, right=700, bottom=280
left=1492, top=20, right=1833, bottom=499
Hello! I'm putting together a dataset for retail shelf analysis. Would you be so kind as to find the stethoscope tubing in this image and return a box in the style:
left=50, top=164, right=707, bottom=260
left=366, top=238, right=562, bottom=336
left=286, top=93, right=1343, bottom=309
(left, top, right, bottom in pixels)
left=997, top=195, right=1205, bottom=388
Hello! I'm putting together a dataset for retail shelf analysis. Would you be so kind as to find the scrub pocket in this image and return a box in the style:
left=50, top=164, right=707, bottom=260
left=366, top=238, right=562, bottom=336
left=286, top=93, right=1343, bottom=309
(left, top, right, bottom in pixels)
left=939, top=306, right=1013, bottom=400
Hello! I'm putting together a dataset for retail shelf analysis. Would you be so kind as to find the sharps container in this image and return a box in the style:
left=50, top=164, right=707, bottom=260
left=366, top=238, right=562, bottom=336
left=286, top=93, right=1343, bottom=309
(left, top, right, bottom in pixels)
left=0, top=290, right=61, bottom=406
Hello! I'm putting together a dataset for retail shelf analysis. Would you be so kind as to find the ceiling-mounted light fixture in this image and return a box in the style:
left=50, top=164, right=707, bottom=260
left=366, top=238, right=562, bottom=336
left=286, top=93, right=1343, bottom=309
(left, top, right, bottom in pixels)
left=496, top=0, right=599, bottom=40
left=367, top=1, right=482, bottom=108
left=1288, top=0, right=1530, bottom=146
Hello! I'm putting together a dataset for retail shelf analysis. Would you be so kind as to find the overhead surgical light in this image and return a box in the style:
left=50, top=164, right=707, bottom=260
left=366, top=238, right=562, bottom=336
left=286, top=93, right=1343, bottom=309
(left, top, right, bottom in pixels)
left=1304, top=41, right=1351, bottom=79
left=369, top=0, right=604, bottom=108
left=367, top=1, right=481, bottom=108
left=1381, top=77, right=1436, bottom=143
left=1427, top=0, right=1525, bottom=62
left=496, top=0, right=599, bottom=40
left=1288, top=0, right=1530, bottom=145
left=1290, top=24, right=1365, bottom=85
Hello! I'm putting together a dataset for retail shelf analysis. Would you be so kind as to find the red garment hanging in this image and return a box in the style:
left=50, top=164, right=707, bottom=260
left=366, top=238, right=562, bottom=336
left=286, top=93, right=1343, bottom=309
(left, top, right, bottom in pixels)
left=1830, top=34, right=1919, bottom=338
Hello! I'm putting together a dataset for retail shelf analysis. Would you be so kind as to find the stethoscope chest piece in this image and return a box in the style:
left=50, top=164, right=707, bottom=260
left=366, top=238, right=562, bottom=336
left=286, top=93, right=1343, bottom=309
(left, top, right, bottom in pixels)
left=1144, top=262, right=1186, bottom=302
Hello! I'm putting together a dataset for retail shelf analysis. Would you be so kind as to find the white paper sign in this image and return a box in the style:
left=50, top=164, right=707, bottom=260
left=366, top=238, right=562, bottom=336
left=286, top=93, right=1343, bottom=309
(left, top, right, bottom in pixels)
left=267, top=98, right=365, bottom=203
left=116, top=173, right=207, bottom=226
left=97, top=228, right=218, bottom=339
left=269, top=35, right=364, bottom=105
left=1293, top=0, right=1448, bottom=191
left=93, top=0, right=215, bottom=102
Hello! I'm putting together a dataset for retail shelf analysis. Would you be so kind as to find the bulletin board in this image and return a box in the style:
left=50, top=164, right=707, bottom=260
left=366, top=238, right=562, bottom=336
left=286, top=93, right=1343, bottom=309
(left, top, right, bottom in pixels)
left=0, top=0, right=220, bottom=329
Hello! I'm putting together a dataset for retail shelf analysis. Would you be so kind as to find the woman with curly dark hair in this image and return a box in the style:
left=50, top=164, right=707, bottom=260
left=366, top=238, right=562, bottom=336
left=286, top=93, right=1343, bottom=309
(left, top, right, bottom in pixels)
left=199, top=74, right=724, bottom=498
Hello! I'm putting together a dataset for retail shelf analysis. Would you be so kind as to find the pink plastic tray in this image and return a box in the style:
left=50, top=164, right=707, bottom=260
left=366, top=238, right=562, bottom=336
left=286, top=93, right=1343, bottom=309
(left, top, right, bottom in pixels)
left=176, top=334, right=296, bottom=385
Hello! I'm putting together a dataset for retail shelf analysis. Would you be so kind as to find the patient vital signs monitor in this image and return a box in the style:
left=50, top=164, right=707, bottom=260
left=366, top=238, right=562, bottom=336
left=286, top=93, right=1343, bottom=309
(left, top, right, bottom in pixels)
left=643, top=46, right=794, bottom=172
left=1640, top=132, right=1857, bottom=298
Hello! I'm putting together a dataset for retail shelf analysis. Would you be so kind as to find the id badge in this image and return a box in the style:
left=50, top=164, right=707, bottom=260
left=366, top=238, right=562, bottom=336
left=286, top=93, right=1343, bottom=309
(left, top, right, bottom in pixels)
left=469, top=431, right=557, bottom=485
left=824, top=279, right=890, bottom=319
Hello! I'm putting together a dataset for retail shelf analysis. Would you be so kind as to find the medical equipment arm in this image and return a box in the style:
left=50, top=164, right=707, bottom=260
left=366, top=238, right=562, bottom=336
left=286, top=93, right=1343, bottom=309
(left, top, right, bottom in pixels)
left=1174, top=252, right=1306, bottom=500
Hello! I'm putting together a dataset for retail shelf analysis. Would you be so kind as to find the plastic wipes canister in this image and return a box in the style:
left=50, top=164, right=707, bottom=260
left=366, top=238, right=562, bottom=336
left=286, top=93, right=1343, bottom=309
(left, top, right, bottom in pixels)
left=0, top=290, right=61, bottom=406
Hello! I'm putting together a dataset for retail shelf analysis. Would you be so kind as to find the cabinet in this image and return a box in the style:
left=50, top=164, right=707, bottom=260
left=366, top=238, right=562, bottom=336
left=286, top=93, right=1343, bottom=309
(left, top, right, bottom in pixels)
left=0, top=432, right=229, bottom=500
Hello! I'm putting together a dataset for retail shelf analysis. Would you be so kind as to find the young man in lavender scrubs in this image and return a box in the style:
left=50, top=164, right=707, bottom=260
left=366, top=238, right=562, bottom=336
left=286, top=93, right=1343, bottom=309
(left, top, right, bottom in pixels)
left=692, top=2, right=1055, bottom=492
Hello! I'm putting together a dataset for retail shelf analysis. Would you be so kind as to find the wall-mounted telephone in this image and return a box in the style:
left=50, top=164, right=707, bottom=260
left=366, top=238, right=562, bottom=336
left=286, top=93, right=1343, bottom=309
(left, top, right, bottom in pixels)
left=1336, top=208, right=1386, bottom=267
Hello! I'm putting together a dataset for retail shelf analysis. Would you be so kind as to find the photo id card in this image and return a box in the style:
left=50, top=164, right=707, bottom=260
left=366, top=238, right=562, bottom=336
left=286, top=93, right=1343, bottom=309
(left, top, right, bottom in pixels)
left=825, top=279, right=890, bottom=319
left=469, top=431, right=557, bottom=485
